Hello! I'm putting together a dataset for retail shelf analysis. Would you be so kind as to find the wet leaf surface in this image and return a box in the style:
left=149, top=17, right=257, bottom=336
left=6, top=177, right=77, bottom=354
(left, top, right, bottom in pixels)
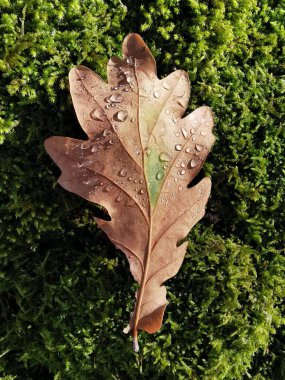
left=45, top=33, right=215, bottom=351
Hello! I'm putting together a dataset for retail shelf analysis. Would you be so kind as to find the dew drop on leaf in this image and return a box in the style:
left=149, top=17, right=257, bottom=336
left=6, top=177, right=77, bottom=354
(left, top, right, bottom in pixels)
left=138, top=189, right=145, bottom=195
left=156, top=170, right=164, bottom=180
left=175, top=144, right=183, bottom=151
left=190, top=158, right=199, bottom=168
left=159, top=152, right=171, bottom=162
left=90, top=108, right=106, bottom=121
left=162, top=82, right=171, bottom=90
left=178, top=185, right=182, bottom=191
left=104, top=185, right=113, bottom=192
left=185, top=147, right=191, bottom=153
left=181, top=127, right=188, bottom=138
left=109, top=93, right=123, bottom=103
left=72, top=162, right=83, bottom=168
left=195, top=144, right=203, bottom=151
left=125, top=199, right=136, bottom=207
left=115, top=193, right=124, bottom=202
left=173, top=116, right=178, bottom=124
left=81, top=141, right=91, bottom=149
left=91, top=144, right=101, bottom=152
left=103, top=129, right=111, bottom=137
left=115, top=110, right=128, bottom=122
left=83, top=177, right=101, bottom=186
left=118, top=168, right=128, bottom=177
left=153, top=91, right=160, bottom=98
left=200, top=131, right=206, bottom=136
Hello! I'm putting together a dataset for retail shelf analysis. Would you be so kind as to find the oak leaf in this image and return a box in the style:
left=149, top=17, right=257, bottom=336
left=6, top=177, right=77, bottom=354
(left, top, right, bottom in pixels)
left=44, top=34, right=215, bottom=351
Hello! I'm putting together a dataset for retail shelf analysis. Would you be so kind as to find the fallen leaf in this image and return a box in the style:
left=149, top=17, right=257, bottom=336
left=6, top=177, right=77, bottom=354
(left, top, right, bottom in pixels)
left=44, top=33, right=215, bottom=351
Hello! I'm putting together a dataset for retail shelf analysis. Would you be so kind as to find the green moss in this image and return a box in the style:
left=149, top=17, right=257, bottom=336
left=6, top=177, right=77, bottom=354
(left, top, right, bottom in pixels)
left=0, top=0, right=284, bottom=379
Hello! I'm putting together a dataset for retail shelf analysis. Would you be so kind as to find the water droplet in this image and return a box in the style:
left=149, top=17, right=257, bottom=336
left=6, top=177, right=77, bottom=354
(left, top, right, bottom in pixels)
left=180, top=169, right=186, bottom=175
left=123, top=88, right=129, bottom=92
left=109, top=93, right=123, bottom=103
left=185, top=147, right=191, bottom=153
left=90, top=108, right=105, bottom=121
left=115, top=193, right=124, bottom=202
left=163, top=165, right=167, bottom=169
left=178, top=185, right=182, bottom=191
left=128, top=177, right=132, bottom=181
left=181, top=127, right=188, bottom=138
left=73, top=162, right=83, bottom=168
left=104, top=185, right=113, bottom=192
left=173, top=116, right=178, bottom=124
left=102, top=129, right=111, bottom=137
left=195, top=144, right=203, bottom=152
left=200, top=131, right=206, bottom=136
left=118, top=168, right=128, bottom=177
left=91, top=144, right=101, bottom=152
left=115, top=110, right=128, bottom=122
left=181, top=162, right=186, bottom=168
left=138, top=189, right=145, bottom=195
left=159, top=152, right=171, bottom=162
left=153, top=91, right=160, bottom=98
left=190, top=128, right=195, bottom=134
left=125, top=199, right=135, bottom=207
left=131, top=117, right=135, bottom=122
left=111, top=85, right=119, bottom=90
left=83, top=177, right=101, bottom=186
left=145, top=148, right=151, bottom=156
left=77, top=72, right=86, bottom=80
left=156, top=170, right=164, bottom=180
left=81, top=141, right=91, bottom=149
left=108, top=139, right=115, bottom=145
left=175, top=144, right=183, bottom=151
left=162, top=82, right=171, bottom=90
left=190, top=158, right=199, bottom=168
left=165, top=109, right=171, bottom=115
left=139, top=180, right=143, bottom=184
left=83, top=157, right=94, bottom=166
left=126, top=56, right=133, bottom=64
left=174, top=178, right=178, bottom=182
left=192, top=137, right=196, bottom=141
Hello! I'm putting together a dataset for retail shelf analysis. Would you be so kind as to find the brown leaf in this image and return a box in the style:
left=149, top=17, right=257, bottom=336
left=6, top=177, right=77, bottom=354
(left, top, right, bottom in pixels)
left=44, top=33, right=215, bottom=351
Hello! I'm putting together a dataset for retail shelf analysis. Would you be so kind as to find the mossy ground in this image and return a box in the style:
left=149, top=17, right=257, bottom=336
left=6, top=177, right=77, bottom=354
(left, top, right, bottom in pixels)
left=0, top=1, right=284, bottom=379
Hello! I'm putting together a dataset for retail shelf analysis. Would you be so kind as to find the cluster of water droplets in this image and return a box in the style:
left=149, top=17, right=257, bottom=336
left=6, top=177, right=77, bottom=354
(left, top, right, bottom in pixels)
left=81, top=160, right=148, bottom=209
left=113, top=164, right=148, bottom=208
left=154, top=112, right=210, bottom=205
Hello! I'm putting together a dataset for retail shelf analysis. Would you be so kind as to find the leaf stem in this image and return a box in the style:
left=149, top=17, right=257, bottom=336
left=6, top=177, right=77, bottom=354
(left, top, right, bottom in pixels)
left=132, top=218, right=153, bottom=352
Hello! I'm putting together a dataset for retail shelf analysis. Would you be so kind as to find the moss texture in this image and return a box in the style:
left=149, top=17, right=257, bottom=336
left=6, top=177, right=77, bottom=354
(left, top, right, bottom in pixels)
left=0, top=0, right=284, bottom=379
